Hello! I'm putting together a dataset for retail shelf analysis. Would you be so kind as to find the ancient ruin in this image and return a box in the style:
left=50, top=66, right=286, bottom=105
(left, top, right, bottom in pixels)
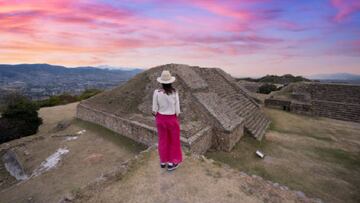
left=76, top=64, right=270, bottom=154
left=237, top=81, right=263, bottom=93
left=265, top=82, right=360, bottom=122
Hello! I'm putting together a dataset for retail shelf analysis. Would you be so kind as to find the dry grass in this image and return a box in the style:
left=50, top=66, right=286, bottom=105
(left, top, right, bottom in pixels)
left=206, top=108, right=360, bottom=203
left=0, top=102, right=146, bottom=203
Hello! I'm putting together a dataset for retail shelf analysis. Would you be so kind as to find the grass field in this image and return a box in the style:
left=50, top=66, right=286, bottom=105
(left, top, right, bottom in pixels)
left=206, top=108, right=360, bottom=203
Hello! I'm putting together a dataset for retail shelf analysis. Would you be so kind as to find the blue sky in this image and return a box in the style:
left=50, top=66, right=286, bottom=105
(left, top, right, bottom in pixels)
left=0, top=0, right=359, bottom=76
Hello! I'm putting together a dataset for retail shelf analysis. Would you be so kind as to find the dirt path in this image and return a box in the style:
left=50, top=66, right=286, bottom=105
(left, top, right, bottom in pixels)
left=73, top=146, right=319, bottom=203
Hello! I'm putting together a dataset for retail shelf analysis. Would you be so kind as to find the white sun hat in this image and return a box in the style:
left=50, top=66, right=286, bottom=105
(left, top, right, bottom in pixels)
left=157, top=70, right=176, bottom=84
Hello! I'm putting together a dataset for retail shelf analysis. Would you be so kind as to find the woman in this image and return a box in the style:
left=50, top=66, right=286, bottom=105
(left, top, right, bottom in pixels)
left=152, top=70, right=183, bottom=171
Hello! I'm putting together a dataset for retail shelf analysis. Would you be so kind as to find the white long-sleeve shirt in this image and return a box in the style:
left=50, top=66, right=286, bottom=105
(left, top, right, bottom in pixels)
left=152, top=89, right=180, bottom=116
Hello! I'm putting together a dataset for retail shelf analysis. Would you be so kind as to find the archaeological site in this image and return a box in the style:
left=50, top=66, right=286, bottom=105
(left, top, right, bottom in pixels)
left=76, top=64, right=270, bottom=154
left=265, top=82, right=360, bottom=122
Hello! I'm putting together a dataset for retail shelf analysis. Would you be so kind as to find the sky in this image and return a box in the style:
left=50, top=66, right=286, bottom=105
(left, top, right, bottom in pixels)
left=0, top=0, right=359, bottom=77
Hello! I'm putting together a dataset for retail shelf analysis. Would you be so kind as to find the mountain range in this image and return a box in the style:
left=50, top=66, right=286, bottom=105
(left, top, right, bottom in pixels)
left=236, top=73, right=360, bottom=84
left=0, top=64, right=143, bottom=101
left=0, top=64, right=143, bottom=86
left=308, top=73, right=360, bottom=82
left=0, top=64, right=142, bottom=84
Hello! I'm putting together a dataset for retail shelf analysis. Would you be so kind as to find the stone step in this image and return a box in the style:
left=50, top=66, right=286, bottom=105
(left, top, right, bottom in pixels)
left=225, top=98, right=253, bottom=114
left=235, top=102, right=254, bottom=116
left=247, top=113, right=265, bottom=132
left=246, top=110, right=263, bottom=131
left=240, top=106, right=259, bottom=122
left=253, top=117, right=270, bottom=138
left=228, top=100, right=243, bottom=108
left=219, top=93, right=240, bottom=102
left=254, top=117, right=269, bottom=135
left=254, top=120, right=269, bottom=140
left=251, top=113, right=266, bottom=130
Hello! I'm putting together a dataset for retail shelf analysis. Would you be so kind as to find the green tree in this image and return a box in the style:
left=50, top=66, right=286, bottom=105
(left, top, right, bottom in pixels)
left=0, top=92, right=42, bottom=144
left=258, top=83, right=278, bottom=94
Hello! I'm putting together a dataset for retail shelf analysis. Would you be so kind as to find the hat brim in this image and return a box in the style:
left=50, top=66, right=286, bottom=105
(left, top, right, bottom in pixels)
left=157, top=76, right=176, bottom=84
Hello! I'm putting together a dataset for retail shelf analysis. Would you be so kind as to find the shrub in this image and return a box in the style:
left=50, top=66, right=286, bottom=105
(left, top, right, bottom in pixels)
left=36, top=89, right=102, bottom=108
left=258, top=84, right=277, bottom=94
left=36, top=92, right=77, bottom=107
left=78, top=89, right=102, bottom=100
left=0, top=93, right=42, bottom=144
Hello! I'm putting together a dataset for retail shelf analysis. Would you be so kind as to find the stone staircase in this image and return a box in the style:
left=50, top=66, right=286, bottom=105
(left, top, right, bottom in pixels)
left=196, top=68, right=270, bottom=140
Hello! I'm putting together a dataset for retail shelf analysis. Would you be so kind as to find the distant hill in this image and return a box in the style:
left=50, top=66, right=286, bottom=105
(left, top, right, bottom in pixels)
left=236, top=74, right=311, bottom=84
left=96, top=65, right=143, bottom=71
left=0, top=63, right=143, bottom=101
left=309, top=73, right=360, bottom=84
left=0, top=64, right=143, bottom=85
left=309, top=73, right=360, bottom=80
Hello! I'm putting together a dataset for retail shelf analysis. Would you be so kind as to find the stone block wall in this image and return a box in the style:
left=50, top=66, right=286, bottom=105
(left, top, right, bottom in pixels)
left=290, top=102, right=313, bottom=116
left=211, top=121, right=245, bottom=152
left=77, top=102, right=217, bottom=154
left=265, top=99, right=291, bottom=111
left=309, top=83, right=360, bottom=104
left=312, top=100, right=360, bottom=122
left=290, top=92, right=311, bottom=102
left=77, top=103, right=158, bottom=146
left=266, top=83, right=360, bottom=122
left=186, top=126, right=213, bottom=154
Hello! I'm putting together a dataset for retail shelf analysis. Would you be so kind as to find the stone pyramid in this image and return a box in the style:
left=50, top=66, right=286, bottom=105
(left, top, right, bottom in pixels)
left=76, top=64, right=270, bottom=154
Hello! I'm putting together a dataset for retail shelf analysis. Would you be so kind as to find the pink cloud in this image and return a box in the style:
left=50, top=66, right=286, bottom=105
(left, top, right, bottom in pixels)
left=1, top=0, right=357, bottom=75
left=326, top=39, right=360, bottom=56
left=184, top=34, right=282, bottom=44
left=191, top=0, right=252, bottom=21
left=331, top=0, right=360, bottom=22
left=196, top=43, right=262, bottom=56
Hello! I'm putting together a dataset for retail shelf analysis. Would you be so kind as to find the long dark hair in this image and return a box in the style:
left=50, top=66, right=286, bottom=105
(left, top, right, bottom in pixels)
left=162, top=83, right=176, bottom=95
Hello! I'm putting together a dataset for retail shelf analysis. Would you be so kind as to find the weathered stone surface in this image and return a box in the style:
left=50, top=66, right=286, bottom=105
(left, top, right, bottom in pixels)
left=237, top=81, right=262, bottom=93
left=194, top=92, right=242, bottom=132
left=173, top=64, right=208, bottom=90
left=2, top=150, right=28, bottom=181
left=265, top=82, right=360, bottom=122
left=76, top=64, right=270, bottom=154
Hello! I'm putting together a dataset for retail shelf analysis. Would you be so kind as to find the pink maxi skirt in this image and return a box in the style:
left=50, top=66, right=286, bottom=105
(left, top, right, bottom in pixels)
left=155, top=113, right=183, bottom=164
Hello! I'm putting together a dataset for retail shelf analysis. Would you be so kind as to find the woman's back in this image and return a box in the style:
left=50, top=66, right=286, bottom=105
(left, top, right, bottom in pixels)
left=152, top=88, right=180, bottom=116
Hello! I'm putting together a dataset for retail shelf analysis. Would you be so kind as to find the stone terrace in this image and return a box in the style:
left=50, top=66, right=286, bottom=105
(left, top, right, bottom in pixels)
left=76, top=64, right=270, bottom=154
left=265, top=82, right=360, bottom=122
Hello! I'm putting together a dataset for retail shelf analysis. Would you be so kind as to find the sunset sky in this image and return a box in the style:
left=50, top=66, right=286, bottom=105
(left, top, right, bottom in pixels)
left=0, top=0, right=359, bottom=77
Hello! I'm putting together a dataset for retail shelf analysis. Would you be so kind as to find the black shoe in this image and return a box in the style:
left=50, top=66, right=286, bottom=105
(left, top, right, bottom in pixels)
left=167, top=163, right=179, bottom=171
left=160, top=163, right=166, bottom=168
